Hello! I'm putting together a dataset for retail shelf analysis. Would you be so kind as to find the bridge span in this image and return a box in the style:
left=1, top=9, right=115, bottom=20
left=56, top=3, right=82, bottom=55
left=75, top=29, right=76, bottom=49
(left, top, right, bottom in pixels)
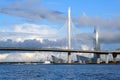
left=0, top=47, right=119, bottom=54
left=0, top=47, right=120, bottom=64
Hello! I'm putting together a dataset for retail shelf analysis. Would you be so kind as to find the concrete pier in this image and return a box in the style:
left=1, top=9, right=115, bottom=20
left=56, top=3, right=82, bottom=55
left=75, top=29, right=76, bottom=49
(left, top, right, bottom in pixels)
left=97, top=54, right=101, bottom=64
left=105, top=54, right=109, bottom=64
left=112, top=54, right=117, bottom=64
left=68, top=52, right=71, bottom=63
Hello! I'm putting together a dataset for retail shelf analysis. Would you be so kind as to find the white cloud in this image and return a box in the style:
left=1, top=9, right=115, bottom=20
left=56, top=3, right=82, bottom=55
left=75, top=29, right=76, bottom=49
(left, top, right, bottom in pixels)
left=0, top=23, right=58, bottom=42
left=81, top=45, right=90, bottom=50
left=0, top=54, right=9, bottom=60
left=0, top=52, right=67, bottom=62
left=13, top=23, right=57, bottom=35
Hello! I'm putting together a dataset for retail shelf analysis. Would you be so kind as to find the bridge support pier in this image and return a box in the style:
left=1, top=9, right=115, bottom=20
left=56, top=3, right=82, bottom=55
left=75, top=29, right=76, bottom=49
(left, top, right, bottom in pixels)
left=68, top=52, right=71, bottom=63
left=105, top=54, right=109, bottom=64
left=112, top=54, right=117, bottom=64
left=97, top=54, right=101, bottom=64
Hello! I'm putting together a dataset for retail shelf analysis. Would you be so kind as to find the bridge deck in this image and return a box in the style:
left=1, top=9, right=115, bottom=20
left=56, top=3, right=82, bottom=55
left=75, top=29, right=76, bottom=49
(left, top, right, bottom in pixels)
left=0, top=48, right=120, bottom=54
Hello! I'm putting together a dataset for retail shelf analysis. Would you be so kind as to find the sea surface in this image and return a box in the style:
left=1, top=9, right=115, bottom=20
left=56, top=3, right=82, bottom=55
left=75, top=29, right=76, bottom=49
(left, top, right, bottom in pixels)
left=0, top=64, right=120, bottom=80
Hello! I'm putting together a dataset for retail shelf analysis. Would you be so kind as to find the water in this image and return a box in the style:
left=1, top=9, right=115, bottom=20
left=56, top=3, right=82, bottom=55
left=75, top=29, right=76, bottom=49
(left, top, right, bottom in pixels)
left=0, top=64, right=120, bottom=80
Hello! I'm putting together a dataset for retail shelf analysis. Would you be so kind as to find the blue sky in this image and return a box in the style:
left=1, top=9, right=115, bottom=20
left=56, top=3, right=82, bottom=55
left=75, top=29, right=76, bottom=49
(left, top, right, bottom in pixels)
left=43, top=0, right=120, bottom=17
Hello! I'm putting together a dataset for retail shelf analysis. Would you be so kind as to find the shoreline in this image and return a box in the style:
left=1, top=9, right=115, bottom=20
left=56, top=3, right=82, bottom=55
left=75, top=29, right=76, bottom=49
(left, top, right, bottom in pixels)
left=0, top=61, right=120, bottom=65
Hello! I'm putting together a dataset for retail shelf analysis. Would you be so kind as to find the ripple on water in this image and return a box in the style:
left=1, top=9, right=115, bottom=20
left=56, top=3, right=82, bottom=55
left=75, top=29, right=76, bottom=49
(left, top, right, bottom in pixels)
left=0, top=64, right=120, bottom=80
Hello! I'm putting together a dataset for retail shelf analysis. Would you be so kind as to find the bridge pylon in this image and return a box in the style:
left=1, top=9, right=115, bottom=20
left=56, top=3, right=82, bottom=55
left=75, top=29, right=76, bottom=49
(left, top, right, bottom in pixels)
left=93, top=26, right=101, bottom=64
left=67, top=7, right=71, bottom=63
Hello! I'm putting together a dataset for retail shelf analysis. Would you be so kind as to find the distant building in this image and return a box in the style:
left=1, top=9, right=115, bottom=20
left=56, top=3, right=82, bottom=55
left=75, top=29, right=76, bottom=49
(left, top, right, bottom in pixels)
left=51, top=55, right=65, bottom=63
left=76, top=55, right=91, bottom=64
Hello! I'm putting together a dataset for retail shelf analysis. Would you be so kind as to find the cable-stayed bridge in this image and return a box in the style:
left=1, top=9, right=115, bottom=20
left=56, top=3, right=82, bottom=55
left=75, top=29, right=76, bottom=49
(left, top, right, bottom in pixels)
left=0, top=47, right=119, bottom=64
left=0, top=7, right=119, bottom=64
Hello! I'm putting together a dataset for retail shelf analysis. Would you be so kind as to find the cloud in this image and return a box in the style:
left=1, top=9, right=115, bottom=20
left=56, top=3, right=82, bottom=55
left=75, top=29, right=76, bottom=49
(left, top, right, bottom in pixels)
left=0, top=54, right=8, bottom=60
left=0, top=52, right=53, bottom=62
left=72, top=13, right=120, bottom=45
left=13, top=23, right=57, bottom=35
left=0, top=0, right=65, bottom=22
left=100, top=31, right=120, bottom=44
left=75, top=13, right=120, bottom=28
left=1, top=0, right=120, bottom=31
left=1, top=22, right=120, bottom=50
left=0, top=24, right=93, bottom=49
left=0, top=23, right=59, bottom=41
left=0, top=52, right=71, bottom=62
left=0, top=22, right=120, bottom=50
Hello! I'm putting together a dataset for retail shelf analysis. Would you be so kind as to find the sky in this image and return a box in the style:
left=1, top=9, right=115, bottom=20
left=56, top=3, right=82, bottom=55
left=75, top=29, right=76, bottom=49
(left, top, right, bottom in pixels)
left=0, top=0, right=120, bottom=62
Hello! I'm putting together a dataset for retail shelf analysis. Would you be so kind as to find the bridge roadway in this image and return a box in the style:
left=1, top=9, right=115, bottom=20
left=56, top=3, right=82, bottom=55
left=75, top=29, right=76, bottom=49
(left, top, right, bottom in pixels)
left=0, top=47, right=120, bottom=64
left=0, top=47, right=120, bottom=54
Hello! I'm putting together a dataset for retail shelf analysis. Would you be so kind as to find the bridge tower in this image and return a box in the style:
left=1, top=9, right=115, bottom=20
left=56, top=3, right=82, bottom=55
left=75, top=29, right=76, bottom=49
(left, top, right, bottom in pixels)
left=67, top=7, right=71, bottom=63
left=93, top=26, right=101, bottom=63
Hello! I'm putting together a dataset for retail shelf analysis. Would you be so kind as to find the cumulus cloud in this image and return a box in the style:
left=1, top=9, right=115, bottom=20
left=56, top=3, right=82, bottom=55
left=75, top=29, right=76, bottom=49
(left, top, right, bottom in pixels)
left=1, top=22, right=120, bottom=49
left=0, top=23, right=59, bottom=42
left=0, top=38, right=76, bottom=49
left=0, top=52, right=53, bottom=62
